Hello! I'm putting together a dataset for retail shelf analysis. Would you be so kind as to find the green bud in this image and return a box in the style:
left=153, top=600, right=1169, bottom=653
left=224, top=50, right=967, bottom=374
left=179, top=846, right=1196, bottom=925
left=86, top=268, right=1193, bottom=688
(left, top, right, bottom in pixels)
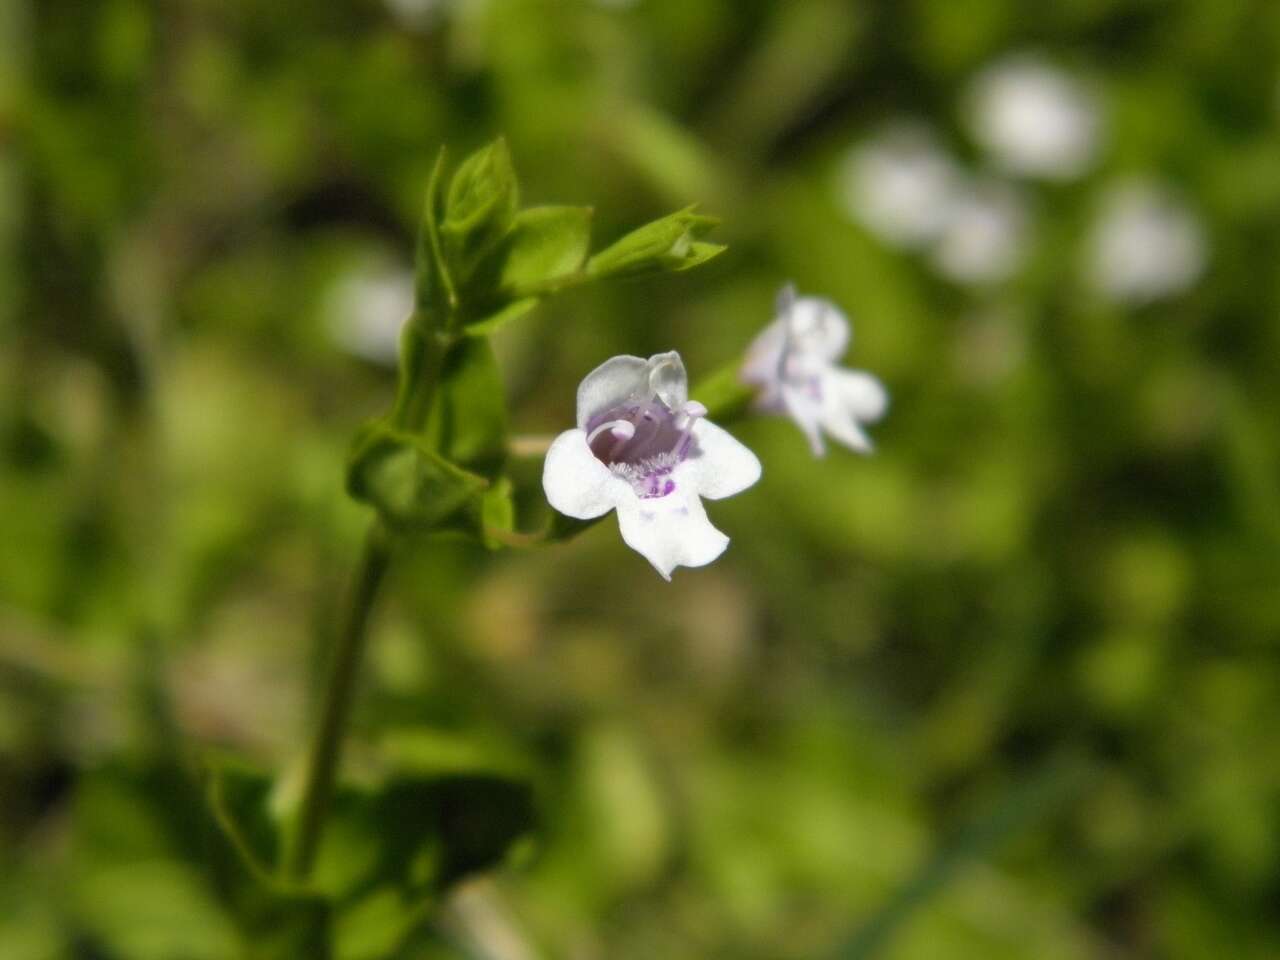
left=586, top=206, right=725, bottom=279
left=463, top=297, right=540, bottom=337
left=440, top=138, right=520, bottom=278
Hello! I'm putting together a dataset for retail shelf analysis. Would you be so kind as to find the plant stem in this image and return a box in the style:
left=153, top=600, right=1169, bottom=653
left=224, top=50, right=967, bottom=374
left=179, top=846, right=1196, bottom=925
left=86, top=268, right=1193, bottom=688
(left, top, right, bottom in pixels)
left=282, top=522, right=392, bottom=880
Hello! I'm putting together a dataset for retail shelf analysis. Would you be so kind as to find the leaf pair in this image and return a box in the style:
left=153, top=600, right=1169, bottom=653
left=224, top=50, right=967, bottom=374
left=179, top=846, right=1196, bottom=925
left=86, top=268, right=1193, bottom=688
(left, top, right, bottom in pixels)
left=350, top=336, right=510, bottom=540
left=419, top=138, right=726, bottom=338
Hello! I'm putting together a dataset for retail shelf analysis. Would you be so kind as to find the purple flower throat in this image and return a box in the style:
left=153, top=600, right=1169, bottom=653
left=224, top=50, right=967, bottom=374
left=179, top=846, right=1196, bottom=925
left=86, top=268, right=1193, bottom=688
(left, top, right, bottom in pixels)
left=585, top=396, right=706, bottom=499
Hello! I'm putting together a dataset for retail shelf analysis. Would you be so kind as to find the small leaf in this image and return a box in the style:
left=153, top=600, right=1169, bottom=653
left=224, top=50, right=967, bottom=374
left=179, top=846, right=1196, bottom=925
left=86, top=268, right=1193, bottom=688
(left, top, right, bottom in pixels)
left=310, top=730, right=536, bottom=900
left=440, top=138, right=519, bottom=278
left=480, top=477, right=516, bottom=550
left=333, top=888, right=426, bottom=960
left=203, top=757, right=333, bottom=955
left=463, top=296, right=539, bottom=337
left=205, top=766, right=280, bottom=891
left=414, top=147, right=454, bottom=319
left=586, top=205, right=725, bottom=279
left=497, top=205, right=593, bottom=294
left=347, top=421, right=488, bottom=531
left=668, top=240, right=726, bottom=272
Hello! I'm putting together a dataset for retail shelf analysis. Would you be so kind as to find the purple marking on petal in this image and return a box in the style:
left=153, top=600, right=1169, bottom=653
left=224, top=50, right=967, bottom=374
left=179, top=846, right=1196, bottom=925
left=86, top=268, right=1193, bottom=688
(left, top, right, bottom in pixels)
left=590, top=393, right=703, bottom=500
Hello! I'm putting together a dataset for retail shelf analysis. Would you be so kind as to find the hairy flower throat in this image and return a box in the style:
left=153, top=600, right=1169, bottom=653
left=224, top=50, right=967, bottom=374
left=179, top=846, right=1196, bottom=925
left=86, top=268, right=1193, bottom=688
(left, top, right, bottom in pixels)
left=586, top=397, right=707, bottom=499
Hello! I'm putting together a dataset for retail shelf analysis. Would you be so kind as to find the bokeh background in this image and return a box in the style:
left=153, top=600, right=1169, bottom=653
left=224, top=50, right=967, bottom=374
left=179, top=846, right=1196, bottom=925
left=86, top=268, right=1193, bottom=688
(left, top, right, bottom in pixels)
left=5, top=0, right=1280, bottom=957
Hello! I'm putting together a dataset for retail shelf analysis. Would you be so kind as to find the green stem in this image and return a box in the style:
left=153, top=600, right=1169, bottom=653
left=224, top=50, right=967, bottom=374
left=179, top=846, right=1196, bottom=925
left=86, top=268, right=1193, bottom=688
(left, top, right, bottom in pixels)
left=284, top=303, right=453, bottom=881
left=394, top=328, right=450, bottom=430
left=282, top=523, right=392, bottom=880
left=692, top=361, right=757, bottom=423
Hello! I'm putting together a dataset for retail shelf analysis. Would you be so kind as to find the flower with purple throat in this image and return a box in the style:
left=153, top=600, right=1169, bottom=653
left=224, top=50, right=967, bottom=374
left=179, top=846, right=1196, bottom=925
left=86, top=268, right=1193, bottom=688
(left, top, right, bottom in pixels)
left=741, top=285, right=888, bottom=456
left=543, top=352, right=761, bottom=579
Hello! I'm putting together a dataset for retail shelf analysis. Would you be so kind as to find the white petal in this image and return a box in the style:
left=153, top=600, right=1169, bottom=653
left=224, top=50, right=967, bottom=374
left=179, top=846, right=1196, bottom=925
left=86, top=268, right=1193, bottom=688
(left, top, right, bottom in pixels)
left=646, top=351, right=688, bottom=409
left=542, top=429, right=627, bottom=519
left=826, top=368, right=889, bottom=423
left=819, top=408, right=875, bottom=453
left=615, top=490, right=729, bottom=580
left=780, top=384, right=827, bottom=457
left=740, top=317, right=788, bottom=389
left=576, top=355, right=650, bottom=429
left=818, top=369, right=887, bottom=453
left=684, top=419, right=762, bottom=500
left=788, top=296, right=850, bottom=362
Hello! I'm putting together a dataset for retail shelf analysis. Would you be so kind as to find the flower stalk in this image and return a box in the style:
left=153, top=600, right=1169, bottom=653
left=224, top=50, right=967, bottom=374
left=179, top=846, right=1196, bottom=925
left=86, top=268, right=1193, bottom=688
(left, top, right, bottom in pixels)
left=284, top=317, right=451, bottom=881
left=281, top=522, right=392, bottom=880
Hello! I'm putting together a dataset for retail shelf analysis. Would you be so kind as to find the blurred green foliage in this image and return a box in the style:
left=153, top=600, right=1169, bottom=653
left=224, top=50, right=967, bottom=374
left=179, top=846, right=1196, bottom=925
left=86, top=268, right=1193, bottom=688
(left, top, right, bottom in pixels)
left=5, top=0, right=1280, bottom=957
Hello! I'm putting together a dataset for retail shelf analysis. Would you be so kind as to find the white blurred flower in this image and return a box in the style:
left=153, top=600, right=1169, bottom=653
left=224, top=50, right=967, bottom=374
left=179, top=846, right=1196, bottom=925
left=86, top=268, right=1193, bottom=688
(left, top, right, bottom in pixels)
left=838, top=122, right=960, bottom=249
left=740, top=286, right=888, bottom=457
left=384, top=0, right=448, bottom=30
left=966, top=53, right=1101, bottom=180
left=931, top=178, right=1029, bottom=286
left=327, top=263, right=414, bottom=366
left=543, top=352, right=761, bottom=580
left=1087, top=179, right=1207, bottom=304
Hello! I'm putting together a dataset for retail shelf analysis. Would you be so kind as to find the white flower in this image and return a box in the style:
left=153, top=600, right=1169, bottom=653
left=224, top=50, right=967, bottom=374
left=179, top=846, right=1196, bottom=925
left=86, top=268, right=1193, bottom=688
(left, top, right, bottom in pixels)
left=543, top=352, right=761, bottom=580
left=965, top=53, right=1101, bottom=181
left=837, top=122, right=960, bottom=249
left=1086, top=179, right=1207, bottom=304
left=931, top=178, right=1029, bottom=286
left=740, top=286, right=888, bottom=457
left=384, top=0, right=449, bottom=30
left=327, top=262, right=414, bottom=366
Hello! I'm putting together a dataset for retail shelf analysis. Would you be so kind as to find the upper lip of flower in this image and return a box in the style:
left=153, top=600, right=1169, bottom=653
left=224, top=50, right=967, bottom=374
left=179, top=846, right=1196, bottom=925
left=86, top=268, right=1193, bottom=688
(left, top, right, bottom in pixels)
left=543, top=351, right=761, bottom=579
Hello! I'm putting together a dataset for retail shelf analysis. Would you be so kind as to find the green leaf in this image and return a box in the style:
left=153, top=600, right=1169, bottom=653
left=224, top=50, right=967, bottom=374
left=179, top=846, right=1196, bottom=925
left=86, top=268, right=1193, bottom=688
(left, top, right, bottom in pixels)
left=347, top=421, right=488, bottom=531
left=333, top=887, right=428, bottom=960
left=463, top=296, right=539, bottom=337
left=440, top=138, right=519, bottom=278
left=203, top=759, right=333, bottom=959
left=586, top=205, right=725, bottom=279
left=414, top=147, right=454, bottom=320
left=205, top=765, right=280, bottom=891
left=425, top=337, right=508, bottom=478
left=310, top=729, right=536, bottom=901
left=497, top=204, right=593, bottom=294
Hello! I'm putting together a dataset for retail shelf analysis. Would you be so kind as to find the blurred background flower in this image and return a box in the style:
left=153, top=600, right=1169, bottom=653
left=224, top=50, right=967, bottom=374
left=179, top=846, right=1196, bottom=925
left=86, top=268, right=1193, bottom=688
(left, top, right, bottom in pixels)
left=930, top=178, right=1029, bottom=286
left=1086, top=179, right=1208, bottom=305
left=838, top=122, right=960, bottom=249
left=326, top=258, right=415, bottom=366
left=964, top=52, right=1103, bottom=181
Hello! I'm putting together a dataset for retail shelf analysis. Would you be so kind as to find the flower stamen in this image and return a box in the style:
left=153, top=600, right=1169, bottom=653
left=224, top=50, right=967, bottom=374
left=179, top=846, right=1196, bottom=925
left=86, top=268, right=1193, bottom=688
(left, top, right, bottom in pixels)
left=673, top=401, right=706, bottom=459
left=586, top=418, right=637, bottom=449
